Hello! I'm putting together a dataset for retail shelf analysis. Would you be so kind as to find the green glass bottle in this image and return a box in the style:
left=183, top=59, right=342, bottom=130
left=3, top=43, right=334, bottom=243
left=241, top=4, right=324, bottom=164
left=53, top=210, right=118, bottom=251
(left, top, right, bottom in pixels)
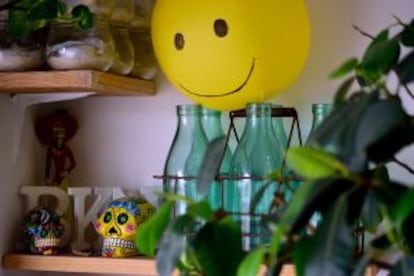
left=201, top=106, right=232, bottom=210
left=272, top=104, right=288, bottom=151
left=307, top=103, right=333, bottom=228
left=226, top=103, right=283, bottom=250
left=308, top=103, right=334, bottom=141
left=163, top=104, right=208, bottom=216
left=272, top=104, right=297, bottom=203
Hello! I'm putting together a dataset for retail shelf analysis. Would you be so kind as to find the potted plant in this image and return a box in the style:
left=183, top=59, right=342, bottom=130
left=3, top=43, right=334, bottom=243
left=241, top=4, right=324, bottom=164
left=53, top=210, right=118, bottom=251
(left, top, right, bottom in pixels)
left=0, top=0, right=93, bottom=71
left=136, top=16, right=414, bottom=276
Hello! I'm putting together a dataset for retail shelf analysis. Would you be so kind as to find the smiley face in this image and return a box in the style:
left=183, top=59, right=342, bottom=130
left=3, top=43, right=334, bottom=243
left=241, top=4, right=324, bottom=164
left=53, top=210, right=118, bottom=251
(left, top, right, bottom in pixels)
left=151, top=0, right=310, bottom=110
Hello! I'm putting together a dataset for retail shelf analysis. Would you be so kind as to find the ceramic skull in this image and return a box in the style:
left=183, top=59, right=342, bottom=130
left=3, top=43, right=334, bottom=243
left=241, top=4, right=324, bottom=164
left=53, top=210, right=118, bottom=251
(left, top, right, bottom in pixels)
left=22, top=207, right=65, bottom=255
left=95, top=196, right=155, bottom=257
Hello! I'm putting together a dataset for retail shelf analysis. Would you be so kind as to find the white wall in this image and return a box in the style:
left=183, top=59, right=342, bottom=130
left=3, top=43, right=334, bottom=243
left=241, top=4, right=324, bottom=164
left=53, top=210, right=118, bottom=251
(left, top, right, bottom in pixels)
left=1, top=0, right=413, bottom=275
left=0, top=95, right=42, bottom=276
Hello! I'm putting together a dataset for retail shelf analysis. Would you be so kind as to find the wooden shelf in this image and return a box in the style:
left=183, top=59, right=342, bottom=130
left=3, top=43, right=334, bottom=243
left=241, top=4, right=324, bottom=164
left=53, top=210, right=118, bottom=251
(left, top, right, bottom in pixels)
left=2, top=253, right=158, bottom=275
left=0, top=70, right=156, bottom=96
left=2, top=253, right=379, bottom=275
left=1, top=253, right=291, bottom=275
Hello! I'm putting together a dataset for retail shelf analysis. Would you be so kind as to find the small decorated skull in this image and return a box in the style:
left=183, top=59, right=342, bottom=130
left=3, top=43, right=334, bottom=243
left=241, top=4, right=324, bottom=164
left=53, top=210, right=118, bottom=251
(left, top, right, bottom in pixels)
left=22, top=207, right=65, bottom=255
left=95, top=196, right=155, bottom=257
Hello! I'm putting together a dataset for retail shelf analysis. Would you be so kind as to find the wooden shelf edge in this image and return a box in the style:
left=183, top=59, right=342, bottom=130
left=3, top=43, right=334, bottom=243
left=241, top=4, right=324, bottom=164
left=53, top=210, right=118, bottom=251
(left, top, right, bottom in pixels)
left=2, top=253, right=158, bottom=275
left=0, top=70, right=156, bottom=96
left=2, top=253, right=379, bottom=275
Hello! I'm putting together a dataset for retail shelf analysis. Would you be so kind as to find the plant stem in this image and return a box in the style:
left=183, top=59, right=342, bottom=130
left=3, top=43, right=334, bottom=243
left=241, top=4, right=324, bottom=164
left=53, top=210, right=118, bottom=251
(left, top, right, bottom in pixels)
left=402, top=83, right=414, bottom=100
left=352, top=24, right=375, bottom=39
left=391, top=157, right=414, bottom=174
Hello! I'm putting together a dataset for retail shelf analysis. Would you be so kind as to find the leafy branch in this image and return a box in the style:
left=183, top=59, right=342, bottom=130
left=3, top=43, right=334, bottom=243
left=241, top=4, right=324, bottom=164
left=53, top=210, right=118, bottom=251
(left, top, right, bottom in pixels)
left=0, top=0, right=93, bottom=37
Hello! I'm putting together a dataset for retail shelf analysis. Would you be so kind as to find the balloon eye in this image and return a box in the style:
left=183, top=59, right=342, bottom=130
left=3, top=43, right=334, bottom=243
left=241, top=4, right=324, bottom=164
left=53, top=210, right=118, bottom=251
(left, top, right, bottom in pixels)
left=174, top=33, right=185, bottom=50
left=214, top=19, right=228, bottom=37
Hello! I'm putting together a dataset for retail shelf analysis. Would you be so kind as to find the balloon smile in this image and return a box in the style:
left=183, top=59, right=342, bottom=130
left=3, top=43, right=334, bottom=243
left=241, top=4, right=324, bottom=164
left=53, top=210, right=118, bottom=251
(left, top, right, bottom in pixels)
left=179, top=58, right=255, bottom=98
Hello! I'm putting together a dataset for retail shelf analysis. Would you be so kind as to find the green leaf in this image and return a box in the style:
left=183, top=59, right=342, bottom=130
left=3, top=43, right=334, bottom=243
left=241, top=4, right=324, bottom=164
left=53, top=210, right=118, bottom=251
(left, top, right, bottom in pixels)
left=333, top=77, right=355, bottom=106
left=329, top=57, right=358, bottom=79
left=281, top=178, right=354, bottom=233
left=186, top=200, right=214, bottom=221
left=250, top=180, right=273, bottom=214
left=135, top=201, right=173, bottom=256
left=371, top=167, right=409, bottom=206
left=358, top=30, right=400, bottom=84
left=389, top=189, right=414, bottom=231
left=71, top=4, right=94, bottom=29
left=156, top=224, right=186, bottom=276
left=7, top=0, right=32, bottom=37
left=352, top=255, right=370, bottom=276
left=197, top=136, right=226, bottom=195
left=192, top=216, right=245, bottom=276
left=395, top=52, right=414, bottom=85
left=354, top=97, right=406, bottom=162
left=286, top=147, right=349, bottom=179
left=402, top=213, right=414, bottom=253
left=400, top=19, right=414, bottom=47
left=27, top=0, right=64, bottom=21
left=308, top=91, right=379, bottom=172
left=171, top=214, right=198, bottom=233
left=293, top=193, right=355, bottom=276
left=360, top=191, right=381, bottom=232
left=363, top=29, right=389, bottom=60
left=346, top=186, right=368, bottom=223
left=237, top=246, right=267, bottom=276
left=177, top=246, right=202, bottom=273
left=363, top=99, right=414, bottom=163
left=5, top=0, right=93, bottom=37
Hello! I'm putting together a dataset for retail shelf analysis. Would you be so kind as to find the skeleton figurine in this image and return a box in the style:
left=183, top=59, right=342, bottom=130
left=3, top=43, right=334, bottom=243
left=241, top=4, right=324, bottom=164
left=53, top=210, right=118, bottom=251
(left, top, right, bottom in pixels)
left=94, top=196, right=155, bottom=257
left=22, top=207, right=65, bottom=255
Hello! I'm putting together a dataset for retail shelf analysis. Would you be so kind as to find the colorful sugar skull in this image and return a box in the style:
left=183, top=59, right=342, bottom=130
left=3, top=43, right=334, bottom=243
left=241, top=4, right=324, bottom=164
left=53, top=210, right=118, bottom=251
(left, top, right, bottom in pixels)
left=22, top=207, right=65, bottom=255
left=95, top=196, right=155, bottom=257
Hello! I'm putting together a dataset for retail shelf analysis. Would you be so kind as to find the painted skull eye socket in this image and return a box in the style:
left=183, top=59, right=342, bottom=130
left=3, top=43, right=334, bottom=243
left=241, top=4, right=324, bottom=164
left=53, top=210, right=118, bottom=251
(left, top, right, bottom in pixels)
left=174, top=33, right=185, bottom=50
left=103, top=212, right=112, bottom=223
left=55, top=224, right=64, bottom=235
left=117, top=213, right=129, bottom=225
left=214, top=19, right=228, bottom=37
left=40, top=229, right=48, bottom=238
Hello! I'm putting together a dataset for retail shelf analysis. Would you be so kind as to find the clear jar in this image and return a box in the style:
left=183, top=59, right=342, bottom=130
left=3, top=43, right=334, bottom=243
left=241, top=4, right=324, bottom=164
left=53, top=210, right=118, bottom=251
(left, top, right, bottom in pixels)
left=110, top=0, right=134, bottom=24
left=46, top=19, right=115, bottom=71
left=106, top=0, right=134, bottom=75
left=0, top=21, right=45, bottom=71
left=128, top=0, right=157, bottom=80
left=109, top=24, right=134, bottom=75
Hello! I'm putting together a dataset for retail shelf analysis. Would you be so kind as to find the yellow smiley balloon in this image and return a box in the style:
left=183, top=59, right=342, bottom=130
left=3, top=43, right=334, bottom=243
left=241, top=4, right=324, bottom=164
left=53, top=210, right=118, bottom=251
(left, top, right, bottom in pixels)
left=151, top=0, right=310, bottom=111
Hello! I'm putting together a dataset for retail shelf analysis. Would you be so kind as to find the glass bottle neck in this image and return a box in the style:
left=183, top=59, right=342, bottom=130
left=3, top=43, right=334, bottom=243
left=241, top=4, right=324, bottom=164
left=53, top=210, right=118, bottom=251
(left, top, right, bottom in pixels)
left=310, top=103, right=333, bottom=131
left=177, top=104, right=202, bottom=123
left=244, top=103, right=274, bottom=131
left=201, top=107, right=224, bottom=140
